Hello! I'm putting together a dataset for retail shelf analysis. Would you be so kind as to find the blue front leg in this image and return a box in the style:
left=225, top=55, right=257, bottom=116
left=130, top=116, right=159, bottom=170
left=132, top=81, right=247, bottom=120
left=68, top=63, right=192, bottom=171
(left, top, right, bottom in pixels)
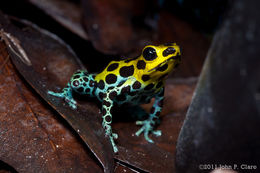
left=101, top=89, right=119, bottom=153
left=135, top=88, right=164, bottom=143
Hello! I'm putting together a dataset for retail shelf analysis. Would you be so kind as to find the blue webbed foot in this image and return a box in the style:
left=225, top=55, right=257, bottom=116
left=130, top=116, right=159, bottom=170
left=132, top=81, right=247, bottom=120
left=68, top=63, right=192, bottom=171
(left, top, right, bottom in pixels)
left=48, top=90, right=77, bottom=109
left=109, top=133, right=118, bottom=153
left=135, top=120, right=161, bottom=143
left=103, top=124, right=118, bottom=153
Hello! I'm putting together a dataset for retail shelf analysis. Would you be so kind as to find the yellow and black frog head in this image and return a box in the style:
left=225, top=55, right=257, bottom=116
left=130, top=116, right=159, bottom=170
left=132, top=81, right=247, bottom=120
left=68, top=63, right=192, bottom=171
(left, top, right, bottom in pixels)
left=94, top=43, right=181, bottom=86
left=138, top=43, right=181, bottom=80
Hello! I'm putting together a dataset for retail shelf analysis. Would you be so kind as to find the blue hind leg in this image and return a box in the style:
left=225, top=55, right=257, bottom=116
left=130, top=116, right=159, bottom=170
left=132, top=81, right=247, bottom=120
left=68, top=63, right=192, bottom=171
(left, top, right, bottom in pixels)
left=48, top=82, right=77, bottom=109
left=48, top=70, right=92, bottom=109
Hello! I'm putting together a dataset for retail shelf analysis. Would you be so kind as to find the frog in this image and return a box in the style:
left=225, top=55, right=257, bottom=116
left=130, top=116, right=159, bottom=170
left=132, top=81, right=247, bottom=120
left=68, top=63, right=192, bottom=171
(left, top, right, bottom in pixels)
left=48, top=43, right=181, bottom=153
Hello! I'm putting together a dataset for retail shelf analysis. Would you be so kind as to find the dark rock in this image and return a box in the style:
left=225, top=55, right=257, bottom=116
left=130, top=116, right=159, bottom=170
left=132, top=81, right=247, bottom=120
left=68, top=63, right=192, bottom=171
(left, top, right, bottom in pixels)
left=175, top=0, right=260, bottom=173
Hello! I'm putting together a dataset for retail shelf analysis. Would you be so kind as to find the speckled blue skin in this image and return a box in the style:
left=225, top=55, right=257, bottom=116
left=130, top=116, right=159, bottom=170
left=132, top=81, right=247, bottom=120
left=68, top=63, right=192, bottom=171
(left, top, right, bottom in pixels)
left=48, top=70, right=163, bottom=153
left=48, top=43, right=181, bottom=153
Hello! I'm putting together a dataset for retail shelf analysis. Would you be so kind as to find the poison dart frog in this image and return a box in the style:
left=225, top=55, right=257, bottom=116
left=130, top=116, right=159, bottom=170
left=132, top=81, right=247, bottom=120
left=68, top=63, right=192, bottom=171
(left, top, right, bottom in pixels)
left=48, top=43, right=181, bottom=153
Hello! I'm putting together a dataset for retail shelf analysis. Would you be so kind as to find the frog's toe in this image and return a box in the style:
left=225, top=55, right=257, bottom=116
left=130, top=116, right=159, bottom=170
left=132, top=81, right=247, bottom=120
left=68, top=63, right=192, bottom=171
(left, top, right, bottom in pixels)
left=135, top=120, right=145, bottom=125
left=135, top=124, right=145, bottom=136
left=144, top=130, right=154, bottom=143
left=68, top=102, right=77, bottom=109
left=152, top=130, right=162, bottom=137
left=48, top=90, right=65, bottom=98
left=103, top=125, right=118, bottom=153
left=112, top=133, right=118, bottom=139
left=109, top=134, right=118, bottom=153
left=65, top=98, right=77, bottom=109
left=135, top=120, right=152, bottom=136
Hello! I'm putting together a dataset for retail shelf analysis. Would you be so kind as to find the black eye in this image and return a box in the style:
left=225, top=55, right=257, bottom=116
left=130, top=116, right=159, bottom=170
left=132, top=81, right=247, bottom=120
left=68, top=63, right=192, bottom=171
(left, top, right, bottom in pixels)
left=143, top=47, right=157, bottom=61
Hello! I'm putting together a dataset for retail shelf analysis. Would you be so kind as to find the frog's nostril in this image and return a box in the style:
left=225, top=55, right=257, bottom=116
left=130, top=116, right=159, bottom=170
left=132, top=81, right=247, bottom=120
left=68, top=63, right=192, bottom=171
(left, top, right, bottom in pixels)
left=162, top=47, right=176, bottom=57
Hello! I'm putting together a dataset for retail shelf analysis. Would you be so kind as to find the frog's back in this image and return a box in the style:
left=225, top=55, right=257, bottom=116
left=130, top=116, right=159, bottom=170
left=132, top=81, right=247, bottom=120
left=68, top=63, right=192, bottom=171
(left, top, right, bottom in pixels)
left=94, top=43, right=181, bottom=103
left=94, top=59, right=136, bottom=102
left=95, top=60, right=135, bottom=86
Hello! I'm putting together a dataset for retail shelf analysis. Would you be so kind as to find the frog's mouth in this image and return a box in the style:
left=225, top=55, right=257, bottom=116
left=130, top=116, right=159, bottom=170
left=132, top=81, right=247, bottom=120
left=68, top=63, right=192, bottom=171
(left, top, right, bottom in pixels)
left=148, top=54, right=180, bottom=72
